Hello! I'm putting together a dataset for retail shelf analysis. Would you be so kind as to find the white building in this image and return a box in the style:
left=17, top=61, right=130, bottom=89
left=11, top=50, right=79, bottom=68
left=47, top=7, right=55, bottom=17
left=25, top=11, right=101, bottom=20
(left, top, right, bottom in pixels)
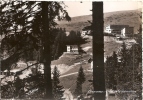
left=105, top=25, right=133, bottom=37
left=67, top=45, right=79, bottom=54
left=81, top=30, right=91, bottom=37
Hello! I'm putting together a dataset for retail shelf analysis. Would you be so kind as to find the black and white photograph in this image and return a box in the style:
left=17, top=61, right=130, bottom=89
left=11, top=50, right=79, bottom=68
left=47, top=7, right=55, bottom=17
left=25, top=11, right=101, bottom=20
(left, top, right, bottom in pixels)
left=0, top=1, right=142, bottom=100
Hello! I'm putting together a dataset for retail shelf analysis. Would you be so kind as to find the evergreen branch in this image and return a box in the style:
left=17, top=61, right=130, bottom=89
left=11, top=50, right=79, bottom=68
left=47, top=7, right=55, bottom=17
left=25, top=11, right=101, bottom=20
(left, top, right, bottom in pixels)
left=24, top=81, right=43, bottom=95
left=1, top=62, right=40, bottom=81
left=14, top=62, right=39, bottom=77
left=22, top=2, right=40, bottom=19
left=1, top=47, right=35, bottom=71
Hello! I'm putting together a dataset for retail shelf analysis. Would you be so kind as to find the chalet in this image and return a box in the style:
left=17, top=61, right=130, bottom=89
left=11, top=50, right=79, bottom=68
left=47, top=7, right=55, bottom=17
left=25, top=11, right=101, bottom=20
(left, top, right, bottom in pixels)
left=105, top=25, right=133, bottom=37
left=66, top=45, right=79, bottom=54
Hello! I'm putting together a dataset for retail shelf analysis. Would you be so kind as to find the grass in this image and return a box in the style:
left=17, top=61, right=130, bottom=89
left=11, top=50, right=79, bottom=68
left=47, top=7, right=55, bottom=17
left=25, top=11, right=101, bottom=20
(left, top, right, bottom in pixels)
left=62, top=62, right=91, bottom=75
left=52, top=53, right=92, bottom=66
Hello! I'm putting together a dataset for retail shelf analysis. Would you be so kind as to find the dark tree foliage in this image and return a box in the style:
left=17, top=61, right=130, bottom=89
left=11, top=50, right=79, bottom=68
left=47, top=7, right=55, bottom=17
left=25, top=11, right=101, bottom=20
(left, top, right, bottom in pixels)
left=0, top=1, right=70, bottom=99
left=24, top=72, right=45, bottom=99
left=105, top=42, right=142, bottom=99
left=51, top=28, right=67, bottom=60
left=14, top=76, right=25, bottom=98
left=1, top=71, right=45, bottom=99
left=118, top=43, right=142, bottom=99
left=52, top=66, right=64, bottom=100
left=117, top=42, right=132, bottom=83
left=1, top=76, right=25, bottom=99
left=105, top=51, right=118, bottom=90
left=135, top=25, right=142, bottom=47
left=65, top=30, right=86, bottom=45
left=1, top=81, right=15, bottom=99
left=128, top=44, right=142, bottom=99
left=74, top=66, right=86, bottom=97
left=0, top=1, right=70, bottom=71
left=135, top=13, right=142, bottom=47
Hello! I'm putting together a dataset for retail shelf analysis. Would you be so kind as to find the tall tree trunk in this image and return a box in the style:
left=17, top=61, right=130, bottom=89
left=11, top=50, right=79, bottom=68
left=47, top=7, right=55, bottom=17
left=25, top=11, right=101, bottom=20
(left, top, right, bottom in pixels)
left=92, top=2, right=106, bottom=100
left=42, top=2, right=53, bottom=99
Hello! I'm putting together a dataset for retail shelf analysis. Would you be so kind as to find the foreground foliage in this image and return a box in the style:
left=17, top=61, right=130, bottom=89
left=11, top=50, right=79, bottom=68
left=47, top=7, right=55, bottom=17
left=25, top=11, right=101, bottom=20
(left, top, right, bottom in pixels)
left=0, top=1, right=70, bottom=99
left=105, top=42, right=142, bottom=99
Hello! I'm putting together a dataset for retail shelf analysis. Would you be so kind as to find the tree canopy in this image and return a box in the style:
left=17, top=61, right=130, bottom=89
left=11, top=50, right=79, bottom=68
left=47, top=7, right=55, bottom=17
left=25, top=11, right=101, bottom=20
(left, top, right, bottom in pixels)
left=0, top=1, right=71, bottom=71
left=0, top=1, right=71, bottom=99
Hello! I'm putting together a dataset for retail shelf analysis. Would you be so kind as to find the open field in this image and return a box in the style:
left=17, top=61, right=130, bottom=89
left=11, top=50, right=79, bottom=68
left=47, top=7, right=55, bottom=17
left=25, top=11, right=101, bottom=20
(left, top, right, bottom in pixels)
left=52, top=53, right=92, bottom=66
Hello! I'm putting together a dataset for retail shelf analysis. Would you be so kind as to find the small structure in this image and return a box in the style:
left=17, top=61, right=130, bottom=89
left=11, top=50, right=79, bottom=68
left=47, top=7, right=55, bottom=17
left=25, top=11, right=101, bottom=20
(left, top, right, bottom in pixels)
left=81, top=30, right=91, bottom=37
left=81, top=25, right=92, bottom=37
left=66, top=45, right=79, bottom=54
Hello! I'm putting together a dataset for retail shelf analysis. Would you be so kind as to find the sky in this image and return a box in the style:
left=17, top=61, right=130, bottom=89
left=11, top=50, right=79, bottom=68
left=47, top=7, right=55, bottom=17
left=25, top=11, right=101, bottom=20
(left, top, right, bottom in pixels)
left=64, top=1, right=142, bottom=17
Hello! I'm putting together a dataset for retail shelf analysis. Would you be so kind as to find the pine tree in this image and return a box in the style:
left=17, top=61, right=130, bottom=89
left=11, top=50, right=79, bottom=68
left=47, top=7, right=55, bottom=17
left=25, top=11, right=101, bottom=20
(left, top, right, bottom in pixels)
left=117, top=42, right=131, bottom=83
left=52, top=66, right=64, bottom=100
left=14, top=76, right=24, bottom=98
left=112, top=51, right=118, bottom=90
left=0, top=1, right=70, bottom=99
left=105, top=56, right=112, bottom=89
left=128, top=44, right=142, bottom=99
left=52, top=29, right=66, bottom=60
left=116, top=43, right=142, bottom=99
left=74, top=66, right=85, bottom=97
left=105, top=51, right=118, bottom=90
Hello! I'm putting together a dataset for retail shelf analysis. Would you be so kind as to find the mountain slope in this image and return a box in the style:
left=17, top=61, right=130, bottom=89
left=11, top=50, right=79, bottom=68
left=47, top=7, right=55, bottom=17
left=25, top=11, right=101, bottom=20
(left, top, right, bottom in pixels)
left=57, top=9, right=141, bottom=33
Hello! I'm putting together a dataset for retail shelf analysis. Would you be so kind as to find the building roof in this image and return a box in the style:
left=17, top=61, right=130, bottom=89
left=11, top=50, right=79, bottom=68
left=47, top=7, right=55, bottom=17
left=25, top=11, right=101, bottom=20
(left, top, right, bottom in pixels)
left=66, top=45, right=78, bottom=47
left=109, top=25, right=129, bottom=30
